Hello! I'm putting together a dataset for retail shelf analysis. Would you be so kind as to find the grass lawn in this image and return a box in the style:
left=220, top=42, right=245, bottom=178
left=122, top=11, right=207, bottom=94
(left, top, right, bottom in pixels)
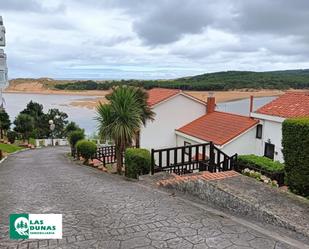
left=0, top=143, right=24, bottom=153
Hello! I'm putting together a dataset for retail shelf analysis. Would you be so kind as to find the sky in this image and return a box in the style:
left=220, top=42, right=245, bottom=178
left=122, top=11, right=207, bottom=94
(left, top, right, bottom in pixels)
left=1, top=0, right=309, bottom=80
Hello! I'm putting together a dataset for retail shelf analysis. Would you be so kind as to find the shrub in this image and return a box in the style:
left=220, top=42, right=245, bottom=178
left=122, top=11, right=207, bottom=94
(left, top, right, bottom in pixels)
left=242, top=168, right=279, bottom=187
left=282, top=118, right=309, bottom=197
left=68, top=130, right=85, bottom=148
left=125, top=148, right=151, bottom=179
left=76, top=140, right=97, bottom=164
left=238, top=154, right=284, bottom=172
left=7, top=130, right=17, bottom=144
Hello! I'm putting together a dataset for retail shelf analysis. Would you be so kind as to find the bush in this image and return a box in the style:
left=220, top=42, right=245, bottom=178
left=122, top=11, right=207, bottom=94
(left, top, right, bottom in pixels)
left=238, top=154, right=284, bottom=172
left=125, top=148, right=151, bottom=179
left=7, top=130, right=17, bottom=144
left=76, top=140, right=97, bottom=164
left=282, top=118, right=309, bottom=197
left=68, top=130, right=85, bottom=148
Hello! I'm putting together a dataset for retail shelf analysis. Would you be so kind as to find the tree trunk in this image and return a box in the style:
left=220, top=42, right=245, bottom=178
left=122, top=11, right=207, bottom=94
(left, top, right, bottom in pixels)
left=135, top=130, right=140, bottom=148
left=0, top=129, right=3, bottom=140
left=116, top=144, right=123, bottom=174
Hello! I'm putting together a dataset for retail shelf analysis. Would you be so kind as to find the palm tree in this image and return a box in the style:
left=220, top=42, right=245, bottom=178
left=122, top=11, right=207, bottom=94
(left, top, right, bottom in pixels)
left=96, top=86, right=144, bottom=174
left=134, top=87, right=155, bottom=148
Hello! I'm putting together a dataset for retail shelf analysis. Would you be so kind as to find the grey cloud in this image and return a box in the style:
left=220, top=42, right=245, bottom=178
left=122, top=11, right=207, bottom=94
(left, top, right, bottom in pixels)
left=233, top=0, right=309, bottom=36
left=132, top=1, right=213, bottom=45
left=0, top=0, right=65, bottom=13
left=127, top=0, right=220, bottom=45
left=89, top=35, right=133, bottom=47
left=0, top=0, right=42, bottom=12
left=75, top=0, right=224, bottom=45
left=4, top=0, right=309, bottom=79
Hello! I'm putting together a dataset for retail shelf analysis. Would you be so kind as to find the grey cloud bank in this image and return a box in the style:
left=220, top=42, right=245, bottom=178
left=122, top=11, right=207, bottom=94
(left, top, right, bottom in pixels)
left=1, top=0, right=309, bottom=79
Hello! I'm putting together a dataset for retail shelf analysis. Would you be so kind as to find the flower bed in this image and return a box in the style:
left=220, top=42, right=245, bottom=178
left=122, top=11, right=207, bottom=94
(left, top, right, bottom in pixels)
left=242, top=168, right=279, bottom=187
left=236, top=155, right=285, bottom=186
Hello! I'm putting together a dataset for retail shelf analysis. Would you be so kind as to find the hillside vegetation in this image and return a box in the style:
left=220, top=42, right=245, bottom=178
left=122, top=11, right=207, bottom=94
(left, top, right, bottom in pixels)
left=9, top=69, right=309, bottom=92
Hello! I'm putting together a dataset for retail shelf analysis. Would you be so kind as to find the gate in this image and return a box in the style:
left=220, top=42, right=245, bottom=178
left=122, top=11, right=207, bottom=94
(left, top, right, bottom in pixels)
left=93, top=145, right=116, bottom=166
left=151, top=142, right=237, bottom=175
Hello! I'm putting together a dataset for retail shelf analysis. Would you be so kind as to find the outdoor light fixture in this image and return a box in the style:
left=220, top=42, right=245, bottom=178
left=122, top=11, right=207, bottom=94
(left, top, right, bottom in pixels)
left=49, top=120, right=55, bottom=146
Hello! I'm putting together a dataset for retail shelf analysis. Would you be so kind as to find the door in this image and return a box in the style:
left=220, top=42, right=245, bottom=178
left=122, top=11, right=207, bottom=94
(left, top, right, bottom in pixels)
left=264, top=142, right=275, bottom=160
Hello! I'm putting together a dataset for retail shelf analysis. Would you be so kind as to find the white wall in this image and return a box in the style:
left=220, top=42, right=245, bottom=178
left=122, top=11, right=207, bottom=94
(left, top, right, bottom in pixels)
left=140, top=94, right=205, bottom=150
left=258, top=119, right=284, bottom=162
left=222, top=127, right=261, bottom=156
left=176, top=126, right=261, bottom=157
left=35, top=139, right=68, bottom=147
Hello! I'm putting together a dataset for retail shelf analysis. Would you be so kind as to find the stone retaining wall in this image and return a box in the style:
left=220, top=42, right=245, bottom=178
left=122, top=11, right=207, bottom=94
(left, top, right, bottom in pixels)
left=160, top=174, right=308, bottom=239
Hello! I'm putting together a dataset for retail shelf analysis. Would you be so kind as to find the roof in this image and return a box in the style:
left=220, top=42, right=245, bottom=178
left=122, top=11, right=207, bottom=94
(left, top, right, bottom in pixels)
left=177, top=111, right=259, bottom=146
left=147, top=88, right=205, bottom=107
left=255, top=92, right=309, bottom=118
left=147, top=88, right=181, bottom=107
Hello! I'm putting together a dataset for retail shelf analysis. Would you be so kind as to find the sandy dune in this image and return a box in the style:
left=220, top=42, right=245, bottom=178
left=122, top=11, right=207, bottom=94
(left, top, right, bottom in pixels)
left=69, top=89, right=286, bottom=109
left=4, top=79, right=289, bottom=109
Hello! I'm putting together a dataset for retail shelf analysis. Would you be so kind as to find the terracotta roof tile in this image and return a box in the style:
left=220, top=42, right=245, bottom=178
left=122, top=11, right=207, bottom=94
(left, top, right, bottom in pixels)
left=177, top=111, right=258, bottom=146
left=147, top=88, right=181, bottom=107
left=256, top=91, right=309, bottom=118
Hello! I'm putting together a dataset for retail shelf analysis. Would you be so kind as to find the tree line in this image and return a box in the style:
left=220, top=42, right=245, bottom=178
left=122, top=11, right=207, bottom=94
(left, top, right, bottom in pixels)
left=54, top=70, right=309, bottom=91
left=0, top=101, right=82, bottom=144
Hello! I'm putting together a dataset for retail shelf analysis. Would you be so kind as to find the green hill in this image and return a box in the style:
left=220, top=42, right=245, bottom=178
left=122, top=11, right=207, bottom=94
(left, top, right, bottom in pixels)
left=53, top=69, right=309, bottom=91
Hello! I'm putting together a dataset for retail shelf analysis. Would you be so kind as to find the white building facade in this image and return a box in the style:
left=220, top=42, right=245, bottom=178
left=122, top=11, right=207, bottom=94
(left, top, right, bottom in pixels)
left=0, top=16, right=8, bottom=91
left=140, top=89, right=206, bottom=150
left=250, top=92, right=309, bottom=162
left=250, top=113, right=285, bottom=162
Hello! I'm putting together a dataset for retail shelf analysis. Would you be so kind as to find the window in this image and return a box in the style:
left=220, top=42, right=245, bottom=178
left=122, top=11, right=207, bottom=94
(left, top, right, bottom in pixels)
left=184, top=141, right=191, bottom=155
left=256, top=124, right=263, bottom=139
left=264, top=142, right=275, bottom=160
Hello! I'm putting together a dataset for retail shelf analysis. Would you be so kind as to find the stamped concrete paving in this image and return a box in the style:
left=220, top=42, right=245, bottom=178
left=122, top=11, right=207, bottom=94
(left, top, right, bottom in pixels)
left=0, top=147, right=303, bottom=249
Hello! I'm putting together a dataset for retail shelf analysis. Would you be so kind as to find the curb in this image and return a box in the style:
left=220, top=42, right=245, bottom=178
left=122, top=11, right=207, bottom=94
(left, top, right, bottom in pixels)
left=0, top=148, right=30, bottom=165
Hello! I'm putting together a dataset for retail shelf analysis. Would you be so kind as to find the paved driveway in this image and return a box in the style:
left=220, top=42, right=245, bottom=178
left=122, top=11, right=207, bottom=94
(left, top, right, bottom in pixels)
left=0, top=147, right=303, bottom=249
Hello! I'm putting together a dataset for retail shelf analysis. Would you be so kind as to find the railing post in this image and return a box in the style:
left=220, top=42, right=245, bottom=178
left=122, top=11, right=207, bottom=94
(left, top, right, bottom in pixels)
left=209, top=142, right=215, bottom=172
left=151, top=149, right=155, bottom=175
left=223, top=157, right=228, bottom=171
left=103, top=156, right=106, bottom=167
left=233, top=153, right=238, bottom=170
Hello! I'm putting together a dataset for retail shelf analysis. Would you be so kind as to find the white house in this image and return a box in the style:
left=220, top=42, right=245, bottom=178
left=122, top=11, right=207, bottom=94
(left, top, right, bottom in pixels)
left=140, top=88, right=206, bottom=150
left=251, top=91, right=309, bottom=162
left=141, top=89, right=309, bottom=163
left=175, top=96, right=260, bottom=157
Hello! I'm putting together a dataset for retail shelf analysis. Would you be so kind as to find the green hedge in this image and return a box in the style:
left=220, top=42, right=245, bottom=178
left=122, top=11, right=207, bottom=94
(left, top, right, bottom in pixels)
left=125, top=148, right=151, bottom=179
left=68, top=130, right=85, bottom=148
left=76, top=140, right=97, bottom=163
left=238, top=155, right=284, bottom=172
left=282, top=118, right=309, bottom=197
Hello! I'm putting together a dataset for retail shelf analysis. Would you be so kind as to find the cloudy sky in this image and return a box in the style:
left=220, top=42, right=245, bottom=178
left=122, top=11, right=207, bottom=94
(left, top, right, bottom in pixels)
left=2, top=0, right=309, bottom=79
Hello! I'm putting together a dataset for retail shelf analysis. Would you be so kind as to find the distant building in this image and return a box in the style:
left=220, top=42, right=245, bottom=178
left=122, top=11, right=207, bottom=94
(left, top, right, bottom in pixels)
left=0, top=16, right=8, bottom=91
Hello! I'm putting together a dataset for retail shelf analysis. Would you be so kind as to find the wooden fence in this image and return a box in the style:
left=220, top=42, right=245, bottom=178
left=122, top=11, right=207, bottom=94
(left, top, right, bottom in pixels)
left=151, top=142, right=237, bottom=175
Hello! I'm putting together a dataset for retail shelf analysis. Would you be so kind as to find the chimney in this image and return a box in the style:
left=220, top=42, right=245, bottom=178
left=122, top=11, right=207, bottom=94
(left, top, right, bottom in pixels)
left=249, top=95, right=254, bottom=113
left=207, top=93, right=216, bottom=113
